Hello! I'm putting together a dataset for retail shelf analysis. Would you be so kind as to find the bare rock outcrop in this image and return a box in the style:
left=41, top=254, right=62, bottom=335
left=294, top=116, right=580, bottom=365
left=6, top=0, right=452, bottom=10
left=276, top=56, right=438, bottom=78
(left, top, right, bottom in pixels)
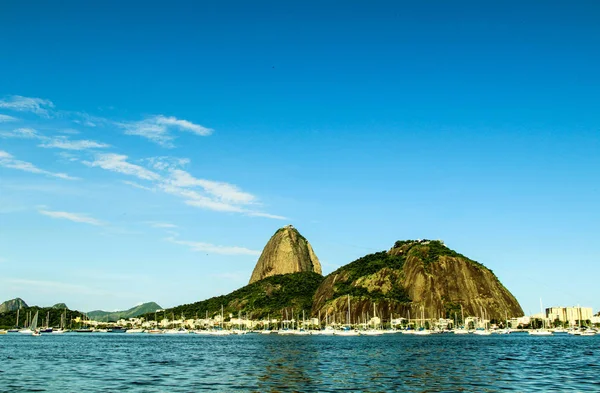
left=249, top=225, right=322, bottom=284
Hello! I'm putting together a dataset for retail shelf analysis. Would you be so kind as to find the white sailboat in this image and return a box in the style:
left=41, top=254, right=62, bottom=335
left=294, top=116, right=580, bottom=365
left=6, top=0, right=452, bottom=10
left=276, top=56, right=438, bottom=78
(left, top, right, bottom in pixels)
left=529, top=299, right=553, bottom=336
left=335, top=295, right=359, bottom=336
left=453, top=305, right=469, bottom=334
left=414, top=306, right=431, bottom=335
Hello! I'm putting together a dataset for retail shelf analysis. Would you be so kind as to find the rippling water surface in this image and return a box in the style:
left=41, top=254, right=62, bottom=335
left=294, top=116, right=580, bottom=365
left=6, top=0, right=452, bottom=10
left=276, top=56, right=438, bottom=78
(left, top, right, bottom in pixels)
left=1, top=333, right=599, bottom=392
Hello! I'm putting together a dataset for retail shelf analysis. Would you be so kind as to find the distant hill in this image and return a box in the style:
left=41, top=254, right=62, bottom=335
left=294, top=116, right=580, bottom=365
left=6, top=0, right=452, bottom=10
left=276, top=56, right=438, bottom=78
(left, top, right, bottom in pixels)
left=0, top=298, right=28, bottom=313
left=88, top=302, right=162, bottom=322
left=52, top=303, right=68, bottom=309
left=148, top=272, right=324, bottom=321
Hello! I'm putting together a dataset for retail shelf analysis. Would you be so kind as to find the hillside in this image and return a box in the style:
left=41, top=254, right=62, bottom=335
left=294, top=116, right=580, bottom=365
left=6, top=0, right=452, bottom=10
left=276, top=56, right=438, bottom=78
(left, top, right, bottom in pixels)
left=0, top=298, right=28, bottom=313
left=312, top=240, right=523, bottom=323
left=151, top=272, right=323, bottom=321
left=249, top=225, right=322, bottom=284
left=0, top=306, right=85, bottom=329
left=88, top=302, right=162, bottom=322
left=52, top=303, right=68, bottom=309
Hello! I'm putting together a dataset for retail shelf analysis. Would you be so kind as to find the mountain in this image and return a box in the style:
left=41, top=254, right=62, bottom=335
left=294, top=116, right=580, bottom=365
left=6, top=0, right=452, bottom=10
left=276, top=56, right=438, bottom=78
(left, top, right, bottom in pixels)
left=312, top=240, right=523, bottom=322
left=87, top=302, right=162, bottom=322
left=249, top=225, right=322, bottom=284
left=149, top=272, right=324, bottom=321
left=0, top=297, right=28, bottom=313
left=52, top=303, right=68, bottom=309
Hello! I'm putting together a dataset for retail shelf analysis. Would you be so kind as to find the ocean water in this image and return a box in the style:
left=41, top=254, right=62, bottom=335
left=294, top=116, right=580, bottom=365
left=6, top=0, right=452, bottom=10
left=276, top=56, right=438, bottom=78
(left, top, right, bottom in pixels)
left=0, top=333, right=599, bottom=392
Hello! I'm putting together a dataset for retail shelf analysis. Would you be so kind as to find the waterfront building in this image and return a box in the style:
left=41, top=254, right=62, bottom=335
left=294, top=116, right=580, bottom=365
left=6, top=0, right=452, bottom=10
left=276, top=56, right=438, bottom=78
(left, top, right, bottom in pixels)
left=546, top=306, right=593, bottom=326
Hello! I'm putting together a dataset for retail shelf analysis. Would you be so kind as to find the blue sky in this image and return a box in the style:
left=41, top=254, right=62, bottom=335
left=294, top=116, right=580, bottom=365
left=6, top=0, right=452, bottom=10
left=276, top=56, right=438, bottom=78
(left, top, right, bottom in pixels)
left=0, top=1, right=598, bottom=314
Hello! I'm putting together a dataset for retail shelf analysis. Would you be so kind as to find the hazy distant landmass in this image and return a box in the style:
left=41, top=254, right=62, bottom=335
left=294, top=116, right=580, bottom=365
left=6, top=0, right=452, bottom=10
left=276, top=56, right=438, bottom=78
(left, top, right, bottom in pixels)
left=0, top=297, right=28, bottom=313
left=149, top=226, right=523, bottom=323
left=88, top=302, right=162, bottom=322
left=52, top=303, right=68, bottom=309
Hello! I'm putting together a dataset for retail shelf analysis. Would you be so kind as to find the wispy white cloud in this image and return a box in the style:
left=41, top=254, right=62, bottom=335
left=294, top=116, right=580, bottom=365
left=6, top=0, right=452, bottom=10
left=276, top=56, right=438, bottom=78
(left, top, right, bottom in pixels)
left=93, top=154, right=284, bottom=219
left=246, top=211, right=288, bottom=220
left=0, top=95, right=55, bottom=117
left=39, top=209, right=105, bottom=226
left=0, top=114, right=18, bottom=122
left=83, top=153, right=161, bottom=181
left=1, top=127, right=108, bottom=152
left=0, top=127, right=41, bottom=139
left=168, top=169, right=256, bottom=205
left=0, top=150, right=78, bottom=180
left=147, top=222, right=178, bottom=228
left=39, top=137, right=110, bottom=150
left=119, top=115, right=213, bottom=147
left=165, top=236, right=260, bottom=256
left=144, top=156, right=190, bottom=171
left=122, top=180, right=155, bottom=191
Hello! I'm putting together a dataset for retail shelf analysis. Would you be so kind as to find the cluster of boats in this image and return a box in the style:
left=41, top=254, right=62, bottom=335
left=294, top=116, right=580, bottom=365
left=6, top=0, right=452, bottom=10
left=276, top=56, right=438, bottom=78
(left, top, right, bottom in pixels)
left=2, top=325, right=597, bottom=336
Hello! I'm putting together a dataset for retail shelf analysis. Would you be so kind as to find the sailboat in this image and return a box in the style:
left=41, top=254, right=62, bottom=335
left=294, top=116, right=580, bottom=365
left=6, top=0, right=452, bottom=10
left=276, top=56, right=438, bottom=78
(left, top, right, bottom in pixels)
left=413, top=306, right=431, bottom=335
left=52, top=310, right=67, bottom=334
left=529, top=299, right=553, bottom=336
left=28, top=311, right=41, bottom=336
left=473, top=307, right=492, bottom=335
left=335, top=295, right=359, bottom=336
left=209, top=305, right=231, bottom=335
left=362, top=303, right=383, bottom=336
left=453, top=305, right=469, bottom=334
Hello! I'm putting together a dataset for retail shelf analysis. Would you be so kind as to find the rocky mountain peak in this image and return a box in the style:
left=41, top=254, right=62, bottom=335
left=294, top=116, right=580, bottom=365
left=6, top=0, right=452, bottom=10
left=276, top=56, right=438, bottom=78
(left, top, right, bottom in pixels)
left=249, top=225, right=322, bottom=284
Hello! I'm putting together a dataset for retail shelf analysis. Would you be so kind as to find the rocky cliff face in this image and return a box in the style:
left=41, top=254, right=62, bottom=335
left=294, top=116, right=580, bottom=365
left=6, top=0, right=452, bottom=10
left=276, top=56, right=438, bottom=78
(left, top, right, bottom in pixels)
left=0, top=298, right=28, bottom=313
left=249, top=225, right=322, bottom=284
left=312, top=240, right=523, bottom=322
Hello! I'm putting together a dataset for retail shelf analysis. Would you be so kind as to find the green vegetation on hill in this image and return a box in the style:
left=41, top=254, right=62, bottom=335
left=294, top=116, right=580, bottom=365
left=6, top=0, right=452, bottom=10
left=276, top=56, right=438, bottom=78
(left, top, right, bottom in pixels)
left=52, top=303, right=68, bottom=309
left=149, top=272, right=323, bottom=321
left=393, top=239, right=487, bottom=271
left=330, top=251, right=411, bottom=302
left=88, top=302, right=162, bottom=322
left=0, top=307, right=85, bottom=329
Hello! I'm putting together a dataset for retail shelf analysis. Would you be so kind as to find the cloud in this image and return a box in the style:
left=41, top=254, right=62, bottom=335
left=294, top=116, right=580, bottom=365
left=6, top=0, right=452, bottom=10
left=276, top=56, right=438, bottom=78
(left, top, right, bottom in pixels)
left=122, top=180, right=155, bottom=191
left=39, top=209, right=105, bottom=226
left=82, top=153, right=285, bottom=219
left=246, top=211, right=287, bottom=220
left=144, top=156, right=190, bottom=171
left=0, top=95, right=55, bottom=117
left=168, top=169, right=256, bottom=205
left=83, top=153, right=161, bottom=181
left=0, top=127, right=41, bottom=139
left=166, top=236, right=260, bottom=256
left=0, top=114, right=18, bottom=122
left=119, top=115, right=213, bottom=147
left=1, top=128, right=109, bottom=152
left=0, top=150, right=78, bottom=180
left=39, top=137, right=111, bottom=150
left=147, top=222, right=178, bottom=228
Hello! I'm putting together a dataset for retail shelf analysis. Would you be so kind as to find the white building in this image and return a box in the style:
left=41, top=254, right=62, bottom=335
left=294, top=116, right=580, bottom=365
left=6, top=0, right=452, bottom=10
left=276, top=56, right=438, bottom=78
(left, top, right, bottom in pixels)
left=546, top=306, right=594, bottom=326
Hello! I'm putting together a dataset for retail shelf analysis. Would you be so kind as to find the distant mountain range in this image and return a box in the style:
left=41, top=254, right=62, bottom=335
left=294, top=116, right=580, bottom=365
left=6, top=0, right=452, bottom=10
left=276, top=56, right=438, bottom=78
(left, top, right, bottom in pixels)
left=88, top=302, right=162, bottom=322
left=0, top=298, right=28, bottom=313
